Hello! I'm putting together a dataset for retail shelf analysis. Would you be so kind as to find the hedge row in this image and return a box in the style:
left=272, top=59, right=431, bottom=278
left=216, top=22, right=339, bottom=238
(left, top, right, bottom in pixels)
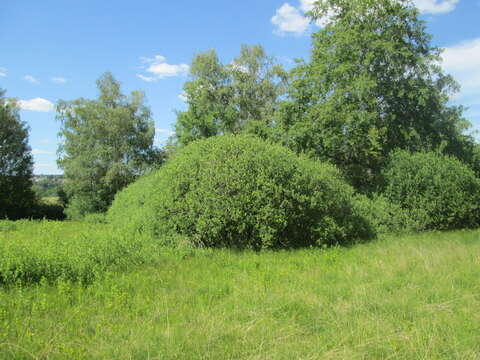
left=108, top=136, right=480, bottom=249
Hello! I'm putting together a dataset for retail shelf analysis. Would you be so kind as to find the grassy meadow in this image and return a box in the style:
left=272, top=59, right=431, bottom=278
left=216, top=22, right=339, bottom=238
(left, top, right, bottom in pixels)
left=1, top=221, right=479, bottom=359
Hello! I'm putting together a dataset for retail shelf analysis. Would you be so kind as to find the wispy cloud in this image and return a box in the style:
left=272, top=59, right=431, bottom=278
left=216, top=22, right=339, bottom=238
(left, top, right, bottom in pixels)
left=32, top=149, right=54, bottom=155
left=18, top=98, right=54, bottom=112
left=136, top=74, right=156, bottom=82
left=34, top=162, right=62, bottom=175
left=51, top=77, right=66, bottom=84
left=24, top=75, right=39, bottom=84
left=0, top=67, right=6, bottom=77
left=442, top=38, right=480, bottom=101
left=137, top=55, right=189, bottom=82
left=414, top=0, right=459, bottom=14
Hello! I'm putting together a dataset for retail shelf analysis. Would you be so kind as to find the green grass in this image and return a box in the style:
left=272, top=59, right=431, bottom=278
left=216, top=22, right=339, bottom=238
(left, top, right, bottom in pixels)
left=0, top=221, right=479, bottom=359
left=40, top=197, right=61, bottom=205
left=0, top=220, right=162, bottom=285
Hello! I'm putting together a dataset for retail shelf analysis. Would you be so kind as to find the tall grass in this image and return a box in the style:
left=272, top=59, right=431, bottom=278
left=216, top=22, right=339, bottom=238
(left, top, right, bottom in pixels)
left=0, top=222, right=479, bottom=359
left=0, top=220, right=162, bottom=285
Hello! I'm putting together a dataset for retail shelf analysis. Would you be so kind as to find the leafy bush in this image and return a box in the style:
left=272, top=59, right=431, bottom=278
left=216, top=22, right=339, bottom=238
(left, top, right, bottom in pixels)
left=382, top=151, right=480, bottom=231
left=31, top=198, right=66, bottom=220
left=108, top=170, right=158, bottom=234
left=108, top=135, right=374, bottom=249
left=353, top=194, right=422, bottom=235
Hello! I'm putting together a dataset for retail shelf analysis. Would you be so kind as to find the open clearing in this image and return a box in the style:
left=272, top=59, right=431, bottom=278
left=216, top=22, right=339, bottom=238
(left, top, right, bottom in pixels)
left=1, top=222, right=479, bottom=359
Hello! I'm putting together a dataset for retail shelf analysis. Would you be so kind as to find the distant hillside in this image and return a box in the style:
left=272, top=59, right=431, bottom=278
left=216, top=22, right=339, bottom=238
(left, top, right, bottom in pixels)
left=32, top=175, right=65, bottom=198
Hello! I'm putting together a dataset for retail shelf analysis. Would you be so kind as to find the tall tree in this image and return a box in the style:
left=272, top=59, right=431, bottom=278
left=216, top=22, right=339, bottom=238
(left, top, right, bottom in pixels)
left=278, top=0, right=475, bottom=191
left=229, top=45, right=288, bottom=137
left=0, top=90, right=36, bottom=219
left=175, top=50, right=236, bottom=145
left=175, top=45, right=287, bottom=146
left=57, top=73, right=159, bottom=219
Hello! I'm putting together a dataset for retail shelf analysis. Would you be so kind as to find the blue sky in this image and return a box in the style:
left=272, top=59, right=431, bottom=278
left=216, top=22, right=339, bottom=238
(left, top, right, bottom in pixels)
left=1, top=0, right=479, bottom=174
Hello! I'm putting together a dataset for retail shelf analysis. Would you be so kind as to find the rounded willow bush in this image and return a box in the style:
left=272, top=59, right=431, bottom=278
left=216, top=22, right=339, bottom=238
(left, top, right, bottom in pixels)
left=383, top=151, right=480, bottom=231
left=353, top=194, right=422, bottom=235
left=108, top=135, right=373, bottom=249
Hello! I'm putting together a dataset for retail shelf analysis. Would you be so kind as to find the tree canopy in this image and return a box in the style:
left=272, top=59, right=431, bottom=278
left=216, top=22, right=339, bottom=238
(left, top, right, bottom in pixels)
left=57, top=73, right=160, bottom=219
left=0, top=90, right=36, bottom=219
left=277, top=0, right=475, bottom=191
left=175, top=45, right=287, bottom=145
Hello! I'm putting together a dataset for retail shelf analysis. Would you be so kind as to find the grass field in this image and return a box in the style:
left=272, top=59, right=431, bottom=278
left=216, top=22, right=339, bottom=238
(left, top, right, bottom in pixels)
left=1, top=221, right=479, bottom=359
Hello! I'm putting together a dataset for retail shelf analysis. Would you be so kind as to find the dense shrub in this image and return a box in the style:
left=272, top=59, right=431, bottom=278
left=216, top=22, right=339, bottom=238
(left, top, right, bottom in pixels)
left=108, top=135, right=374, bottom=249
left=353, top=194, right=422, bottom=235
left=382, top=151, right=480, bottom=231
left=31, top=199, right=66, bottom=220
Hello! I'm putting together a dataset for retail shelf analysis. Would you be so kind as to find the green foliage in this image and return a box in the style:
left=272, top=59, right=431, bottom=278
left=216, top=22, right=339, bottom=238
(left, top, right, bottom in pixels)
left=469, top=143, right=480, bottom=177
left=383, top=151, right=480, bottom=230
left=56, top=73, right=162, bottom=220
left=0, top=221, right=162, bottom=285
left=278, top=0, right=476, bottom=191
left=109, top=135, right=373, bottom=248
left=83, top=212, right=107, bottom=224
left=30, top=198, right=66, bottom=221
left=107, top=169, right=158, bottom=235
left=353, top=194, right=422, bottom=235
left=0, top=90, right=36, bottom=219
left=175, top=45, right=287, bottom=145
left=32, top=175, right=64, bottom=198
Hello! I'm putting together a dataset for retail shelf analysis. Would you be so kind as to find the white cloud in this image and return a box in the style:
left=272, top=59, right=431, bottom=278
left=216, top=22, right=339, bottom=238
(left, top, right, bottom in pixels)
left=137, top=55, right=189, bottom=82
left=442, top=38, right=480, bottom=100
left=414, top=0, right=459, bottom=14
left=272, top=1, right=334, bottom=36
left=147, top=62, right=189, bottom=78
left=299, top=0, right=316, bottom=12
left=0, top=67, right=6, bottom=77
left=155, top=128, right=175, bottom=136
left=51, top=77, right=66, bottom=84
left=32, top=149, right=53, bottom=155
left=18, top=98, right=54, bottom=112
left=271, top=3, right=310, bottom=36
left=24, top=75, right=39, bottom=84
left=141, top=55, right=166, bottom=63
left=136, top=74, right=156, bottom=82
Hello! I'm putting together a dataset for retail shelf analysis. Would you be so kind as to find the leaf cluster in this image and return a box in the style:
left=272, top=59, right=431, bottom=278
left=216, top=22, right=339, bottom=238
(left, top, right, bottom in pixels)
left=0, top=90, right=36, bottom=219
left=382, top=150, right=480, bottom=230
left=277, top=0, right=475, bottom=191
left=175, top=45, right=287, bottom=145
left=56, top=73, right=160, bottom=219
left=108, top=135, right=374, bottom=249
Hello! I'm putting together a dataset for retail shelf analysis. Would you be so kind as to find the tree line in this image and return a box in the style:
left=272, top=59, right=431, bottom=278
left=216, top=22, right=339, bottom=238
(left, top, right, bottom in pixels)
left=1, top=0, right=479, bottom=220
